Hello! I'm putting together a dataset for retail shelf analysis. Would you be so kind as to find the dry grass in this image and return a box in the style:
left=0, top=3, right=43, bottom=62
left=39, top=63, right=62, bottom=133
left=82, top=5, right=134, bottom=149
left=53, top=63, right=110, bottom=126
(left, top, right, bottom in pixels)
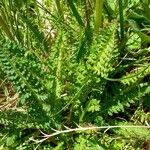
left=0, top=80, right=18, bottom=110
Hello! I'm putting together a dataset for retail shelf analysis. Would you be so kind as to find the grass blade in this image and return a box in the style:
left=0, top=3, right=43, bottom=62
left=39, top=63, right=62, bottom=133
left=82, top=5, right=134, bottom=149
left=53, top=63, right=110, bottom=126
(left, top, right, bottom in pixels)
left=67, top=0, right=84, bottom=27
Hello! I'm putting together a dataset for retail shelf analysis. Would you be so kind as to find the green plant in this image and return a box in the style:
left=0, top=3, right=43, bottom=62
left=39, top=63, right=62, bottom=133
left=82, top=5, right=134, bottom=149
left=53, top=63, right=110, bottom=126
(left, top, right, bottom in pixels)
left=0, top=0, right=149, bottom=149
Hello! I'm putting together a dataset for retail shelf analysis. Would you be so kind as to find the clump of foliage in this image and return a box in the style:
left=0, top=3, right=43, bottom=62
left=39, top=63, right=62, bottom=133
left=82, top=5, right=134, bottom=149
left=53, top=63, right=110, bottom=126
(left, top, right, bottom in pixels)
left=0, top=0, right=150, bottom=149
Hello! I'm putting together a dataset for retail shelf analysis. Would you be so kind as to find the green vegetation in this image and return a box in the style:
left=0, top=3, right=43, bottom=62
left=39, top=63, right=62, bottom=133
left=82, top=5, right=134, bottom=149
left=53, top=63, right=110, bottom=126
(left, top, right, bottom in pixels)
left=0, top=0, right=150, bottom=149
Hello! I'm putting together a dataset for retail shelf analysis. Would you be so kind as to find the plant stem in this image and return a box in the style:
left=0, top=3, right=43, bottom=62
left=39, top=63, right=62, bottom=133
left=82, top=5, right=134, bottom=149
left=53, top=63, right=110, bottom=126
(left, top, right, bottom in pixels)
left=118, top=0, right=124, bottom=41
left=34, top=125, right=150, bottom=144
left=56, top=32, right=64, bottom=99
left=94, top=0, right=104, bottom=34
left=55, top=0, right=64, bottom=21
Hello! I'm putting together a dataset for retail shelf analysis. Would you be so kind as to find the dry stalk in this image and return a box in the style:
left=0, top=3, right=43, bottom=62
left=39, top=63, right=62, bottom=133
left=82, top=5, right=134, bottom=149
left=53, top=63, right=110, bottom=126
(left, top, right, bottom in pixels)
left=31, top=125, right=150, bottom=144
